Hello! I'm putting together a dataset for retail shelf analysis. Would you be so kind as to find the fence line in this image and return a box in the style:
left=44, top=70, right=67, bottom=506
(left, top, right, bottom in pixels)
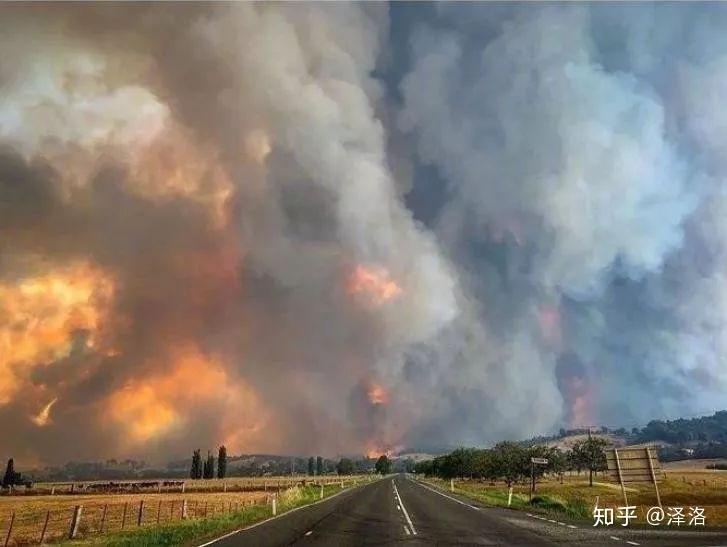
left=4, top=475, right=363, bottom=497
left=0, top=477, right=369, bottom=545
left=0, top=495, right=269, bottom=545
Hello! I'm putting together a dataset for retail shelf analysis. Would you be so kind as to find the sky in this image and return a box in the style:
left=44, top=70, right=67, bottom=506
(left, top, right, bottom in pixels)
left=2, top=3, right=727, bottom=465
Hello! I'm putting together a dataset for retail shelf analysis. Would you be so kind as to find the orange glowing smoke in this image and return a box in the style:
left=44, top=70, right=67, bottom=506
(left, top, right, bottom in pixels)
left=106, top=345, right=267, bottom=450
left=364, top=443, right=403, bottom=460
left=129, top=125, right=234, bottom=227
left=565, top=376, right=592, bottom=428
left=538, top=304, right=562, bottom=350
left=0, top=262, right=114, bottom=404
left=367, top=383, right=388, bottom=405
left=347, top=265, right=402, bottom=305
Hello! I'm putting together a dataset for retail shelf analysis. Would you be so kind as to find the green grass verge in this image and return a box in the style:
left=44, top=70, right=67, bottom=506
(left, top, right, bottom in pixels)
left=61, top=483, right=350, bottom=546
left=422, top=479, right=590, bottom=522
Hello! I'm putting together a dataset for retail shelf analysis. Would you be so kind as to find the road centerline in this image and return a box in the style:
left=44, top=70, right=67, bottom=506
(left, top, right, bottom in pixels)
left=392, top=479, right=417, bottom=536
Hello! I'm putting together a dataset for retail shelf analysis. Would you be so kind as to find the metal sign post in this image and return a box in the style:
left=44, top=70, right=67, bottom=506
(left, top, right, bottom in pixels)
left=530, top=457, right=549, bottom=501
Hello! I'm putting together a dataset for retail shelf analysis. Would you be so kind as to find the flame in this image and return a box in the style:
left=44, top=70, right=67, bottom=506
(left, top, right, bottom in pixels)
left=347, top=265, right=402, bottom=305
left=0, top=262, right=114, bottom=404
left=364, top=442, right=403, bottom=460
left=368, top=383, right=388, bottom=405
left=31, top=397, right=59, bottom=427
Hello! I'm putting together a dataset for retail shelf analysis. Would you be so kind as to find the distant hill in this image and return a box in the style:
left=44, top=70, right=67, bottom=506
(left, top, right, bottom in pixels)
left=517, top=410, right=727, bottom=463
left=635, top=410, right=727, bottom=445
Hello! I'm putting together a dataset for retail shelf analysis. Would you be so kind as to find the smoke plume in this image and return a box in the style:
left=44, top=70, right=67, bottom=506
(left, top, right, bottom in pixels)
left=1, top=3, right=726, bottom=464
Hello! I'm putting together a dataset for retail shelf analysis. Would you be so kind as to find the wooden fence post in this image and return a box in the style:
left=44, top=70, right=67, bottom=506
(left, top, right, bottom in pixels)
left=39, top=510, right=50, bottom=544
left=137, top=500, right=144, bottom=527
left=181, top=482, right=185, bottom=494
left=272, top=496, right=277, bottom=516
left=69, top=505, right=83, bottom=539
left=156, top=500, right=162, bottom=523
left=4, top=511, right=15, bottom=547
left=182, top=499, right=188, bottom=520
left=99, top=504, right=108, bottom=533
left=121, top=502, right=128, bottom=529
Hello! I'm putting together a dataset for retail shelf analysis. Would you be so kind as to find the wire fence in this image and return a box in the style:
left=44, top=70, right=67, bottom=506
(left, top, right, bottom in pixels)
left=6, top=475, right=360, bottom=497
left=0, top=476, right=369, bottom=545
left=0, top=495, right=268, bottom=546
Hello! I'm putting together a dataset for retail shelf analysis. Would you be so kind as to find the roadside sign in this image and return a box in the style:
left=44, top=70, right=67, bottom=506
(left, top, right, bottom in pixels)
left=605, top=446, right=662, bottom=509
left=605, top=447, right=662, bottom=483
left=529, top=457, right=549, bottom=500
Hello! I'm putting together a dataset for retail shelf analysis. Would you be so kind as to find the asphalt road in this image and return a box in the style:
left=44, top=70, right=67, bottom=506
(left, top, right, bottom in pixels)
left=207, top=475, right=727, bottom=546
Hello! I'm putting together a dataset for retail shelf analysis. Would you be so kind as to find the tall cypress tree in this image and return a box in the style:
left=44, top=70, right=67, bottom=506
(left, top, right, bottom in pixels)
left=191, top=449, right=202, bottom=479
left=308, top=457, right=315, bottom=476
left=316, top=456, right=323, bottom=476
left=217, top=446, right=227, bottom=479
left=203, top=451, right=215, bottom=479
left=2, top=458, right=15, bottom=487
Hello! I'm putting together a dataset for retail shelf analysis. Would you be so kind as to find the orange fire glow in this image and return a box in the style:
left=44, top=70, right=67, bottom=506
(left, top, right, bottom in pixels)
left=538, top=304, right=562, bottom=350
left=105, top=345, right=268, bottom=449
left=31, top=397, right=59, bottom=427
left=364, top=442, right=403, bottom=460
left=0, top=263, right=114, bottom=404
left=565, top=376, right=593, bottom=428
left=347, top=265, right=402, bottom=305
left=129, top=125, right=234, bottom=227
left=367, top=383, right=388, bottom=405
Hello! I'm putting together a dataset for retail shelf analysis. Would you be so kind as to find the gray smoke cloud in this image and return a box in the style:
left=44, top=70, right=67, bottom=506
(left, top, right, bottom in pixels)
left=1, top=3, right=726, bottom=464
left=396, top=3, right=727, bottom=437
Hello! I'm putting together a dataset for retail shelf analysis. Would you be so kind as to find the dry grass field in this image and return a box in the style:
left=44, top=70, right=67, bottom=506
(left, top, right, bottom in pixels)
left=663, top=458, right=727, bottom=470
left=426, top=467, right=727, bottom=527
left=0, top=476, right=366, bottom=545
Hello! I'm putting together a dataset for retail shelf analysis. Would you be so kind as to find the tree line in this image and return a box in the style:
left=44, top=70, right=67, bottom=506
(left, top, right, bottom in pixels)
left=190, top=446, right=227, bottom=479
left=414, top=437, right=610, bottom=487
left=190, top=450, right=392, bottom=479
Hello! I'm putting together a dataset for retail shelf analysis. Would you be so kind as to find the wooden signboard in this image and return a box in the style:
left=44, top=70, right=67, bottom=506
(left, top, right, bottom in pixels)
left=605, top=446, right=663, bottom=483
left=605, top=446, right=662, bottom=507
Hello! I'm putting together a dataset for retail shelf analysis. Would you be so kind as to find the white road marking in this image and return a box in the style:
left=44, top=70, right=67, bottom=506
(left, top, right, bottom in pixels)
left=625, top=542, right=640, bottom=546
left=392, top=480, right=417, bottom=536
left=610, top=536, right=620, bottom=541
left=547, top=519, right=557, bottom=523
left=197, top=477, right=379, bottom=546
left=567, top=524, right=577, bottom=529
left=305, top=531, right=312, bottom=536
left=411, top=478, right=479, bottom=510
left=557, top=521, right=566, bottom=526
left=397, top=504, right=401, bottom=511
